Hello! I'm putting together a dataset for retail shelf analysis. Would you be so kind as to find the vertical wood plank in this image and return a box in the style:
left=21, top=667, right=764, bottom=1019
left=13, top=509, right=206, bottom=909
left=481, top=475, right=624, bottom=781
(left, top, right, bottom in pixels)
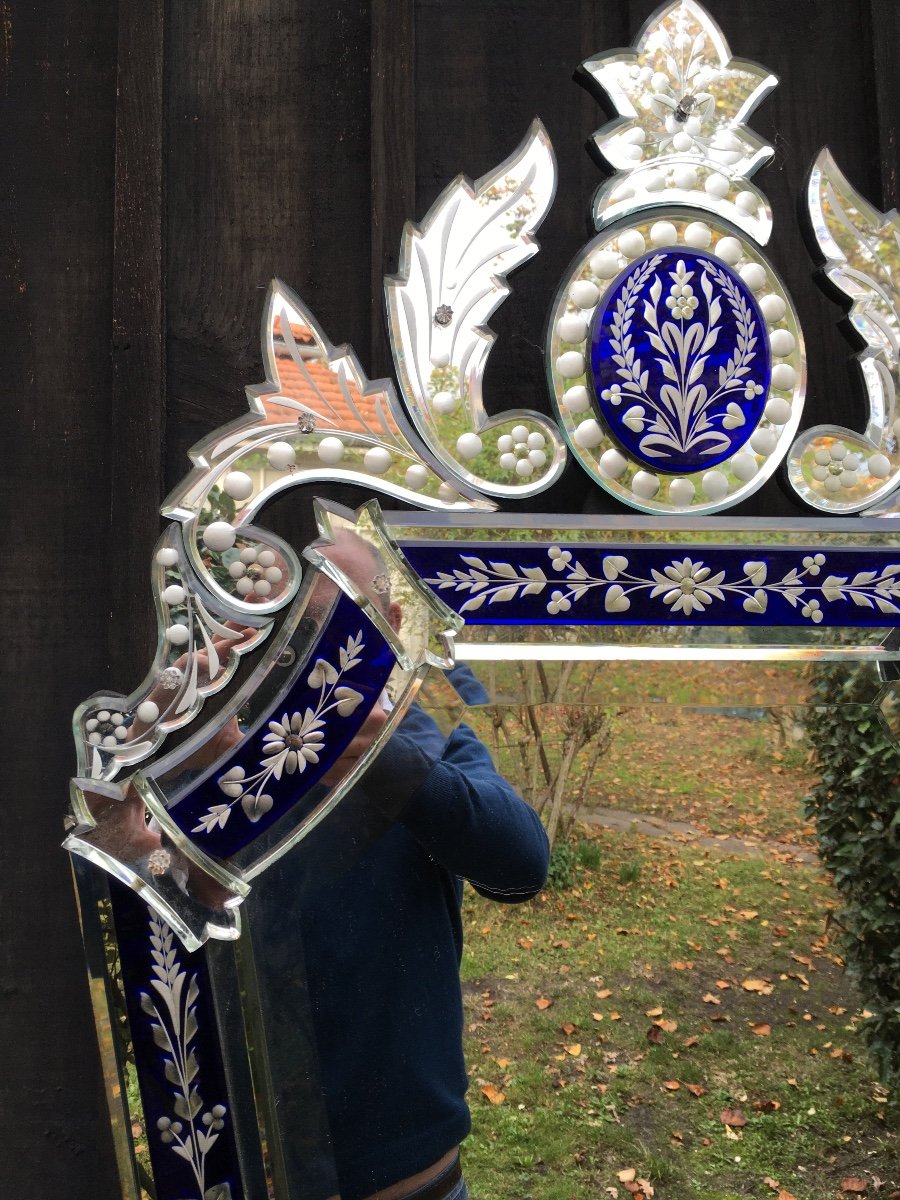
left=371, top=0, right=415, bottom=378
left=110, top=0, right=166, bottom=681
left=0, top=2, right=121, bottom=1195
left=869, top=0, right=899, bottom=208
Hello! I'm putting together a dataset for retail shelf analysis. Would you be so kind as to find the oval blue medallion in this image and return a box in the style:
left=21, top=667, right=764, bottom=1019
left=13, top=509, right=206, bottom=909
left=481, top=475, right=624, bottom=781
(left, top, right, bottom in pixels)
left=590, top=248, right=771, bottom=471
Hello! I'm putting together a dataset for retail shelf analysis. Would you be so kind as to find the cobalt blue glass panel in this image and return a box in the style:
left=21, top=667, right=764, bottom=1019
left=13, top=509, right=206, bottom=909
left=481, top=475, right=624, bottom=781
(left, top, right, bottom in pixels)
left=401, top=542, right=900, bottom=627
left=590, top=249, right=771, bottom=471
left=110, top=881, right=244, bottom=1200
left=169, top=592, right=396, bottom=858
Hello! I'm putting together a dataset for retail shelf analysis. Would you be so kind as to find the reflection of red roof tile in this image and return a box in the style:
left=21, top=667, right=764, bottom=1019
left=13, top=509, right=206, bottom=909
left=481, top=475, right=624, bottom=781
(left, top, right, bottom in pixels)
left=260, top=316, right=379, bottom=436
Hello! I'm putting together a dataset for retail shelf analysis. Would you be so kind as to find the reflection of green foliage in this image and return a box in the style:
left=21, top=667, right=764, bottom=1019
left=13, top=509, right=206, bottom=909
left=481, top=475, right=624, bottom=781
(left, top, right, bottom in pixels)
left=199, top=485, right=236, bottom=588
left=478, top=176, right=536, bottom=239
left=805, top=661, right=900, bottom=1084
left=428, top=364, right=461, bottom=398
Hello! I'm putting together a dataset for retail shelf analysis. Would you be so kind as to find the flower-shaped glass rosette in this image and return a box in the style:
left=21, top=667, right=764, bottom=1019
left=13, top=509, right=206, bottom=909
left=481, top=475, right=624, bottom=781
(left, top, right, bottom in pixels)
left=580, top=0, right=776, bottom=238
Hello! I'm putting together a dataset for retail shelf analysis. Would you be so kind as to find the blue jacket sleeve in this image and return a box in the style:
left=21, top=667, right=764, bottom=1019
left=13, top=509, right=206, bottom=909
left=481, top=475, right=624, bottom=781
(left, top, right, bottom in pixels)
left=397, top=722, right=550, bottom=903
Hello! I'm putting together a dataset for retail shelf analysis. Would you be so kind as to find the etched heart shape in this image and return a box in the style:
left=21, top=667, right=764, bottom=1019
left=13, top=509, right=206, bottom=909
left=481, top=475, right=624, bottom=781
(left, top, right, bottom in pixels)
left=602, top=555, right=629, bottom=581
left=742, top=589, right=768, bottom=614
left=722, top=402, right=746, bottom=430
left=743, top=560, right=767, bottom=586
left=623, top=405, right=645, bottom=433
left=242, top=793, right=274, bottom=823
left=605, top=584, right=631, bottom=613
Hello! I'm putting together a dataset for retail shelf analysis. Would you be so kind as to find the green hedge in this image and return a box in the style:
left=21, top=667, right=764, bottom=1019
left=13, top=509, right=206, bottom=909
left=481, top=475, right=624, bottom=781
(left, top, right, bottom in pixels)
left=805, top=662, right=900, bottom=1083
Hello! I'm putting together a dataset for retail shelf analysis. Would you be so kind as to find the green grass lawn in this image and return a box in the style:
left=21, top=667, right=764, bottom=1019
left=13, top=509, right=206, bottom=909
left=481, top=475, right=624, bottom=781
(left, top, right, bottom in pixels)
left=459, top=827, right=899, bottom=1200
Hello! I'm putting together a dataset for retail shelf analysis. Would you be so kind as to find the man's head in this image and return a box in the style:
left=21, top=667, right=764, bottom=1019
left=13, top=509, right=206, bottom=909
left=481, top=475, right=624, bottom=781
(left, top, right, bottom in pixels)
left=311, top=527, right=402, bottom=633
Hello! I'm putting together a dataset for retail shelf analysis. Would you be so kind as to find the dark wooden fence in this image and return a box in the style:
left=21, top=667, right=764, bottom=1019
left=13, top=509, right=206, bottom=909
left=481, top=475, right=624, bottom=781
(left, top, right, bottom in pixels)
left=4, top=2, right=897, bottom=1193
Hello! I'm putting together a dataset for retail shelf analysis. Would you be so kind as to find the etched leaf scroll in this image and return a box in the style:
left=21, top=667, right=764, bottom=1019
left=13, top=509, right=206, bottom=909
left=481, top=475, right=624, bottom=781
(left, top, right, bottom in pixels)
left=386, top=119, right=567, bottom=498
left=789, top=150, right=900, bottom=513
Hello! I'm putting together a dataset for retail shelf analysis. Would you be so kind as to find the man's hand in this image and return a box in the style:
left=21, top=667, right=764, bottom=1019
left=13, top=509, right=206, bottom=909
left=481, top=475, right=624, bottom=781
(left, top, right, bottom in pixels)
left=321, top=699, right=390, bottom=786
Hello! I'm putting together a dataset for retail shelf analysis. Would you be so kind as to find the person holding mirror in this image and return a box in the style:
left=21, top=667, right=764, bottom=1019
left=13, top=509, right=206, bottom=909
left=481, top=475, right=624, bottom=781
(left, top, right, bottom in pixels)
left=258, top=528, right=551, bottom=1200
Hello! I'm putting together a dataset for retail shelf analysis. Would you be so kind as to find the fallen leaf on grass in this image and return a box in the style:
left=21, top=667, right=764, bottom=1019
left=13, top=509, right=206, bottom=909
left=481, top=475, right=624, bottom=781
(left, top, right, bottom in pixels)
left=645, top=1007, right=664, bottom=1017
left=686, top=1083, right=705, bottom=1097
left=683, top=1035, right=699, bottom=1048
left=480, top=1084, right=505, bottom=1105
left=656, top=1018, right=678, bottom=1033
left=750, top=1023, right=772, bottom=1037
left=662, top=1080, right=680, bottom=1091
left=596, top=988, right=613, bottom=999
left=720, top=1107, right=748, bottom=1128
left=646, top=1026, right=663, bottom=1045
left=494, top=1057, right=511, bottom=1068
left=565, top=1043, right=582, bottom=1056
left=617, top=1169, right=636, bottom=1183
left=741, top=979, right=774, bottom=995
left=535, top=997, right=552, bottom=1010
left=517, top=937, right=533, bottom=949
left=715, top=980, right=731, bottom=990
left=777, top=1192, right=798, bottom=1200
left=841, top=1180, right=868, bottom=1194
left=702, top=992, right=721, bottom=1005
left=753, top=1098, right=781, bottom=1112
left=609, top=1011, right=622, bottom=1021
left=724, top=1125, right=742, bottom=1141
left=592, top=1012, right=604, bottom=1022
left=561, top=1022, right=577, bottom=1035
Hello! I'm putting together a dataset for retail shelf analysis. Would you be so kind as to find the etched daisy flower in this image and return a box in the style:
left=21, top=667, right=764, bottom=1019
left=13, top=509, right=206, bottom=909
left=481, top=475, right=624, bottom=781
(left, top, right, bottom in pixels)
left=650, top=558, right=726, bottom=616
left=810, top=443, right=861, bottom=494
left=262, top=711, right=326, bottom=776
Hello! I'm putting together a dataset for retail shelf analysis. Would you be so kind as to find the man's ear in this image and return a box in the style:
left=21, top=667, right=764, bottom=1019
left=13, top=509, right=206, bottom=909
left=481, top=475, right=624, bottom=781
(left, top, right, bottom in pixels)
left=387, top=601, right=402, bottom=633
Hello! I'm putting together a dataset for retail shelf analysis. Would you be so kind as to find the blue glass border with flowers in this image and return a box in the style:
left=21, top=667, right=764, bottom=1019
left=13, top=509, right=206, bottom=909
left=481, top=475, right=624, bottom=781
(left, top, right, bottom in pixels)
left=401, top=543, right=900, bottom=627
left=110, top=880, right=243, bottom=1200
left=167, top=592, right=395, bottom=858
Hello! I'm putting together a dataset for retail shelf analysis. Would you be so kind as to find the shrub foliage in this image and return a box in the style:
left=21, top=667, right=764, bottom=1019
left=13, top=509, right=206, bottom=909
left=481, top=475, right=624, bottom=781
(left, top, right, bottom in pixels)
left=805, top=661, right=900, bottom=1083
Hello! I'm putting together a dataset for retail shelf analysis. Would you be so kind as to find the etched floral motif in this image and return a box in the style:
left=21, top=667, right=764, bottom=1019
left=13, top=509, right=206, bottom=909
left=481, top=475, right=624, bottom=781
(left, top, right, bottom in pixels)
left=424, top=548, right=900, bottom=623
left=140, top=913, right=229, bottom=1199
left=597, top=252, right=765, bottom=468
left=192, top=632, right=367, bottom=835
left=810, top=442, right=862, bottom=494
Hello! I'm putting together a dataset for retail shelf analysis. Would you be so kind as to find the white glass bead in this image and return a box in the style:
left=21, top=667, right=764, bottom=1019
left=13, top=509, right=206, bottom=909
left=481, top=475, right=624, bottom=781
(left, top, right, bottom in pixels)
left=735, top=190, right=759, bottom=214
left=264, top=566, right=283, bottom=584
left=405, top=464, right=429, bottom=490
left=515, top=459, right=534, bottom=478
left=768, top=329, right=795, bottom=357
left=556, top=350, right=585, bottom=376
left=166, top=623, right=190, bottom=646
left=830, top=443, right=847, bottom=461
left=254, top=580, right=272, bottom=597
left=499, top=453, right=517, bottom=471
left=223, top=470, right=253, bottom=500
left=155, top=547, right=179, bottom=567
left=651, top=72, right=670, bottom=92
left=438, top=482, right=458, bottom=503
left=257, top=550, right=275, bottom=567
left=432, top=390, right=457, bottom=414
left=617, top=230, right=646, bottom=259
left=97, top=711, right=110, bottom=722
left=714, top=237, right=742, bottom=265
left=673, top=165, right=698, bottom=191
left=527, top=431, right=546, bottom=450
left=840, top=470, right=859, bottom=488
left=704, top=172, right=730, bottom=198
left=843, top=454, right=860, bottom=472
left=573, top=419, right=603, bottom=449
left=623, top=126, right=646, bottom=145
left=701, top=470, right=729, bottom=501
left=590, top=250, right=621, bottom=278
left=162, top=584, right=186, bottom=606
left=202, top=521, right=236, bottom=552
left=456, top=432, right=483, bottom=460
left=562, top=385, right=590, bottom=414
left=631, top=471, right=659, bottom=499
left=236, top=577, right=254, bottom=595
left=511, top=424, right=529, bottom=443
left=683, top=221, right=711, bottom=248
left=318, top=437, right=345, bottom=464
left=114, top=725, right=127, bottom=740
left=759, top=294, right=786, bottom=323
left=739, top=263, right=767, bottom=292
left=764, top=397, right=791, bottom=425
left=228, top=561, right=245, bottom=581
left=643, top=170, right=665, bottom=192
left=672, top=131, right=693, bottom=153
left=528, top=449, right=547, bottom=469
left=685, top=116, right=702, bottom=136
left=364, top=446, right=393, bottom=474
left=824, top=474, right=842, bottom=493
left=137, top=701, right=159, bottom=723
left=622, top=144, right=643, bottom=162
left=812, top=465, right=829, bottom=482
left=557, top=313, right=588, bottom=343
left=771, top=363, right=796, bottom=390
left=731, top=453, right=758, bottom=482
left=814, top=448, right=832, bottom=466
left=570, top=280, right=600, bottom=309
left=599, top=447, right=627, bottom=479
left=750, top=428, right=778, bottom=456
left=649, top=221, right=678, bottom=248
left=267, top=441, right=296, bottom=470
left=240, top=546, right=258, bottom=564
left=110, top=712, right=124, bottom=725
left=430, top=351, right=450, bottom=369
left=868, top=453, right=891, bottom=478
left=497, top=434, right=514, bottom=453
left=103, top=735, right=118, bottom=748
left=668, top=477, right=695, bottom=506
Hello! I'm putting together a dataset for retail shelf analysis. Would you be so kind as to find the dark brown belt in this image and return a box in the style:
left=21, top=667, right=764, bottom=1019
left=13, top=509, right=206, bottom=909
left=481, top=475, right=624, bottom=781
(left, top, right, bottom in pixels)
left=402, top=1155, right=462, bottom=1200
